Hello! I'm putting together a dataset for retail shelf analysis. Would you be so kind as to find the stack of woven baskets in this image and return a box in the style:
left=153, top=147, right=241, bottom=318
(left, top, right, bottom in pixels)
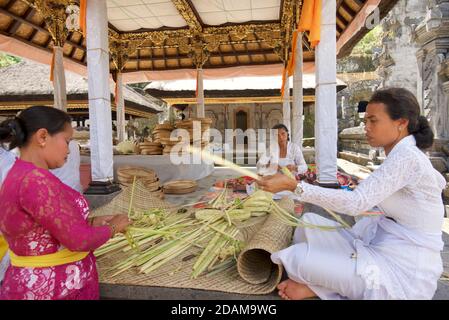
left=160, top=118, right=212, bottom=155
left=138, top=141, right=163, bottom=155
left=159, top=137, right=180, bottom=155
left=152, top=123, right=174, bottom=144
left=116, top=166, right=164, bottom=199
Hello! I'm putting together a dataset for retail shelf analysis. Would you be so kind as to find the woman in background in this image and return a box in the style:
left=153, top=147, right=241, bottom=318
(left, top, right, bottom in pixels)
left=258, top=124, right=308, bottom=176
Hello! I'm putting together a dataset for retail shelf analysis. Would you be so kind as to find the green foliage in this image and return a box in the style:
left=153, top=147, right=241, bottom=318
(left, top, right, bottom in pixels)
left=351, top=25, right=382, bottom=56
left=0, top=52, right=20, bottom=68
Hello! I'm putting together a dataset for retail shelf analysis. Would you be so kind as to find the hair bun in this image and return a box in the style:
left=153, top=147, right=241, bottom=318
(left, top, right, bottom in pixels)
left=413, top=116, right=434, bottom=149
left=0, top=118, right=26, bottom=149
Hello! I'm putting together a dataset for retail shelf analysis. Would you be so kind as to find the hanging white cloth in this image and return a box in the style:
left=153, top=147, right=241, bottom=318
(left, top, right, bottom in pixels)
left=50, top=140, right=82, bottom=193
left=272, top=135, right=446, bottom=299
left=0, top=147, right=16, bottom=283
left=0, top=147, right=16, bottom=185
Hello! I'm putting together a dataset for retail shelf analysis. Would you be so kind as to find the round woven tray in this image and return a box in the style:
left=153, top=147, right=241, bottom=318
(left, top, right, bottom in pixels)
left=117, top=166, right=157, bottom=183
left=139, top=142, right=162, bottom=147
left=160, top=138, right=183, bottom=146
left=150, top=188, right=164, bottom=199
left=154, top=123, right=174, bottom=131
left=140, top=147, right=163, bottom=152
left=145, top=181, right=162, bottom=192
left=119, top=177, right=159, bottom=187
left=153, top=132, right=172, bottom=140
left=140, top=150, right=163, bottom=155
left=163, top=180, right=198, bottom=194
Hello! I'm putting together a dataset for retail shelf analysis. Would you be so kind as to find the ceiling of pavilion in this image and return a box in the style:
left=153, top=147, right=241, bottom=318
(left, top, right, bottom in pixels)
left=0, top=0, right=398, bottom=75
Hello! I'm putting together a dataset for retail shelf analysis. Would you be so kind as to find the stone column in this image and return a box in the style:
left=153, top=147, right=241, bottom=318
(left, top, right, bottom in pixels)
left=116, top=72, right=126, bottom=142
left=315, top=0, right=339, bottom=186
left=85, top=0, right=119, bottom=194
left=52, top=46, right=67, bottom=111
left=197, top=68, right=205, bottom=118
left=415, top=0, right=449, bottom=141
left=282, top=76, right=291, bottom=131
left=292, top=32, right=304, bottom=147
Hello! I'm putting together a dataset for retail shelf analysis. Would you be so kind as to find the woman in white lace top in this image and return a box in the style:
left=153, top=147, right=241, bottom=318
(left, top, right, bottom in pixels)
left=257, top=124, right=308, bottom=175
left=258, top=88, right=447, bottom=300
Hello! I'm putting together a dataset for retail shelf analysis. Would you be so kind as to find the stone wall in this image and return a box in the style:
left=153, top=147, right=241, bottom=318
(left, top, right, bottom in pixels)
left=375, top=0, right=427, bottom=94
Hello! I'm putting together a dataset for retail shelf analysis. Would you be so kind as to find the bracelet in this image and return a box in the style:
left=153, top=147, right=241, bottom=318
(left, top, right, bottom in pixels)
left=294, top=182, right=304, bottom=197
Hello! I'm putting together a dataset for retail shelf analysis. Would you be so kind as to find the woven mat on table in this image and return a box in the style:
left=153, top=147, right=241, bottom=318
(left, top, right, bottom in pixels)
left=89, top=180, right=173, bottom=218
left=93, top=182, right=297, bottom=295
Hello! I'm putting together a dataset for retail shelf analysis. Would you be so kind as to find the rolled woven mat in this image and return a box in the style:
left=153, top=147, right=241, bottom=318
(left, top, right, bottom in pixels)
left=237, top=197, right=294, bottom=285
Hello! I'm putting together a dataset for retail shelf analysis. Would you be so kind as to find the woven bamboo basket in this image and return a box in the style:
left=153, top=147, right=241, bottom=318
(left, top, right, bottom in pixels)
left=162, top=180, right=198, bottom=194
left=116, top=166, right=157, bottom=185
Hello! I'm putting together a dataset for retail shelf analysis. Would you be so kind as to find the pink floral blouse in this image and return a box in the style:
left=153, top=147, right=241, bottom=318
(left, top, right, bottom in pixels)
left=0, top=159, right=111, bottom=300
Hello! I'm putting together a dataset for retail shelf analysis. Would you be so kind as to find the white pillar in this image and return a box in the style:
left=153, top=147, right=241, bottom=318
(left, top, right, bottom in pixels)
left=282, top=75, right=291, bottom=132
left=292, top=32, right=304, bottom=147
left=86, top=0, right=114, bottom=182
left=167, top=103, right=174, bottom=123
left=196, top=68, right=205, bottom=118
left=53, top=46, right=67, bottom=111
left=116, top=72, right=126, bottom=143
left=315, top=0, right=338, bottom=185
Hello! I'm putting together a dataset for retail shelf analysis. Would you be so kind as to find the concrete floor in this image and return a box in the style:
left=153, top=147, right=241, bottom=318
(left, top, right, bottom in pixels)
left=90, top=167, right=449, bottom=300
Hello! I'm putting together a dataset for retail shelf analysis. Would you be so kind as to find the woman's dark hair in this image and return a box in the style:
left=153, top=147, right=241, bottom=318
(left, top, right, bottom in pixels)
left=272, top=123, right=290, bottom=141
left=0, top=106, right=72, bottom=149
left=369, top=88, right=434, bottom=149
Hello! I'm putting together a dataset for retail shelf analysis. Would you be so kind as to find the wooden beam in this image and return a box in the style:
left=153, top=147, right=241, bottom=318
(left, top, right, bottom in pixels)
left=5, top=0, right=17, bottom=10
left=217, top=41, right=225, bottom=65
left=245, top=42, right=253, bottom=64
left=130, top=48, right=276, bottom=63
left=7, top=6, right=35, bottom=34
left=0, top=7, right=85, bottom=52
left=337, top=0, right=345, bottom=10
left=162, top=96, right=316, bottom=105
left=339, top=2, right=356, bottom=23
left=130, top=60, right=283, bottom=71
left=163, top=39, right=167, bottom=69
left=0, top=30, right=85, bottom=66
left=171, top=0, right=202, bottom=32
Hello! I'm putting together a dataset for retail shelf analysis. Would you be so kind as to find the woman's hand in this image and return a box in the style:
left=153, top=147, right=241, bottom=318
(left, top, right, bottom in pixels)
left=256, top=173, right=298, bottom=194
left=108, top=214, right=132, bottom=236
left=90, top=215, right=115, bottom=227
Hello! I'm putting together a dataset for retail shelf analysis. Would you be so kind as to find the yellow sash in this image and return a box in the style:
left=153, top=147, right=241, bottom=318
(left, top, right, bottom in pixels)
left=0, top=235, right=8, bottom=261
left=9, top=248, right=89, bottom=268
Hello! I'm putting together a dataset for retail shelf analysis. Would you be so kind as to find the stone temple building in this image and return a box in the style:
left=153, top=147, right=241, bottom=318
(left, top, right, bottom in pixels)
left=338, top=0, right=449, bottom=205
